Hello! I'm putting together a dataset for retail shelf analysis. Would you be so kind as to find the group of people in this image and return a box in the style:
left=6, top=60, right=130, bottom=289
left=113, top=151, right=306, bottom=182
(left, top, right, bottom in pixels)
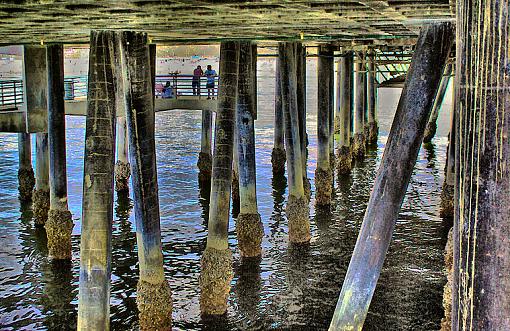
left=192, top=65, right=217, bottom=99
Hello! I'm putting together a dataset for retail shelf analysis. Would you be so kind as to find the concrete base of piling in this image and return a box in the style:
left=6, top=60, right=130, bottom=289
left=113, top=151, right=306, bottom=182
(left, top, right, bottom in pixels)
left=368, top=122, right=379, bottom=146
left=232, top=170, right=240, bottom=203
left=197, top=152, right=212, bottom=182
left=137, top=279, right=173, bottom=331
left=440, top=183, right=454, bottom=218
left=329, top=153, right=335, bottom=172
left=33, top=189, right=50, bottom=225
left=336, top=146, right=352, bottom=175
left=271, top=147, right=286, bottom=175
left=199, top=247, right=233, bottom=316
left=286, top=194, right=310, bottom=243
left=114, top=160, right=130, bottom=192
left=315, top=167, right=333, bottom=206
left=46, top=209, right=73, bottom=259
left=303, top=177, right=311, bottom=202
left=352, top=133, right=366, bottom=160
left=236, top=213, right=264, bottom=258
left=18, top=168, right=35, bottom=202
left=440, top=229, right=453, bottom=331
left=423, top=122, right=437, bottom=143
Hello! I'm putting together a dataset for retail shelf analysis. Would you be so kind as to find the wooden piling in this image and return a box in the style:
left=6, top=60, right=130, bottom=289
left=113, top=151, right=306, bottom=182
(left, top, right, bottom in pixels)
left=46, top=44, right=73, bottom=260
left=122, top=31, right=172, bottom=330
left=17, top=132, right=35, bottom=201
left=198, top=109, right=213, bottom=181
left=235, top=41, right=263, bottom=258
left=23, top=46, right=48, bottom=133
left=336, top=52, right=353, bottom=174
left=424, top=63, right=452, bottom=143
left=315, top=45, right=334, bottom=206
left=280, top=42, right=310, bottom=244
left=329, top=22, right=454, bottom=330
left=199, top=41, right=239, bottom=316
left=33, top=132, right=49, bottom=226
left=271, top=57, right=286, bottom=174
left=452, top=1, right=510, bottom=329
left=366, top=51, right=378, bottom=145
left=352, top=53, right=366, bottom=159
left=77, top=30, right=118, bottom=331
left=296, top=42, right=310, bottom=200
left=115, top=116, right=130, bottom=192
left=440, top=91, right=455, bottom=219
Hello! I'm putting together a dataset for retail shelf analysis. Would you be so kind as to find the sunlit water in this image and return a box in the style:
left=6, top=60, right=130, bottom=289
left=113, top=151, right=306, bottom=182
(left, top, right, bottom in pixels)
left=0, top=59, right=453, bottom=330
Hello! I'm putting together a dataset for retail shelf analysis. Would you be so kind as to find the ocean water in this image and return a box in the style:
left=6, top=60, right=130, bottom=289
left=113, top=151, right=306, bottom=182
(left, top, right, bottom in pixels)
left=0, top=59, right=453, bottom=330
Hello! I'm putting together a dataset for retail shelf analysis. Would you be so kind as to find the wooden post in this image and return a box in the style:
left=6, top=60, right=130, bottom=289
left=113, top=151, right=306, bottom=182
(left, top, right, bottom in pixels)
left=424, top=63, right=453, bottom=143
left=33, top=132, right=49, bottom=226
left=280, top=42, right=310, bottom=243
left=329, top=23, right=454, bottom=330
left=122, top=31, right=172, bottom=330
left=315, top=45, right=334, bottom=206
left=271, top=57, right=286, bottom=174
left=440, top=89, right=455, bottom=218
left=199, top=41, right=239, bottom=316
left=46, top=44, right=73, bottom=260
left=77, top=30, right=118, bottom=331
left=336, top=52, right=353, bottom=174
left=452, top=1, right=510, bottom=329
left=198, top=109, right=213, bottom=181
left=296, top=42, right=310, bottom=200
left=235, top=41, right=263, bottom=258
left=23, top=46, right=48, bottom=133
left=17, top=132, right=35, bottom=202
left=352, top=52, right=366, bottom=159
left=366, top=51, right=378, bottom=145
left=114, top=116, right=130, bottom=192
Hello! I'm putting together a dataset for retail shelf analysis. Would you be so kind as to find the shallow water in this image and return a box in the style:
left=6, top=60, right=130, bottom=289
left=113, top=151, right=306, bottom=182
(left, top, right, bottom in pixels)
left=0, top=59, right=453, bottom=330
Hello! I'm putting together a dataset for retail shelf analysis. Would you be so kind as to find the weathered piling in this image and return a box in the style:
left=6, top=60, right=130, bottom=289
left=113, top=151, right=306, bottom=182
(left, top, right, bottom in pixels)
left=199, top=41, right=239, bottom=316
left=279, top=42, right=310, bottom=244
left=271, top=58, right=286, bottom=174
left=33, top=132, right=50, bottom=226
left=77, top=30, right=118, bottom=331
left=329, top=22, right=454, bottom=330
left=315, top=45, right=334, bottom=206
left=452, top=1, right=510, bottom=329
left=198, top=109, right=213, bottom=181
left=17, top=133, right=35, bottom=201
left=235, top=41, right=263, bottom=258
left=23, top=46, right=48, bottom=133
left=351, top=52, right=366, bottom=159
left=122, top=32, right=172, bottom=330
left=439, top=99, right=455, bottom=219
left=45, top=44, right=73, bottom=260
left=296, top=42, right=310, bottom=200
left=336, top=52, right=353, bottom=174
left=423, top=63, right=452, bottom=143
left=366, top=51, right=378, bottom=145
left=115, top=116, right=130, bottom=192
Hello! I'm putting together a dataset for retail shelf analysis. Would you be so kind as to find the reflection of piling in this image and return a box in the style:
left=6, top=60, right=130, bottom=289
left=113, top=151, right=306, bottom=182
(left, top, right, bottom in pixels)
left=279, top=42, right=310, bottom=244
left=315, top=45, right=334, bottom=207
left=123, top=31, right=172, bottom=330
left=115, top=116, right=130, bottom=192
left=77, top=30, right=118, bottom=331
left=33, top=133, right=50, bottom=226
left=271, top=57, right=286, bottom=175
left=424, top=63, right=452, bottom=143
left=329, top=23, right=454, bottom=330
left=46, top=44, right=73, bottom=260
left=366, top=51, right=378, bottom=146
left=200, top=41, right=239, bottom=316
left=18, top=133, right=35, bottom=202
left=235, top=41, right=263, bottom=258
left=336, top=52, right=353, bottom=175
left=198, top=109, right=213, bottom=182
left=352, top=53, right=366, bottom=160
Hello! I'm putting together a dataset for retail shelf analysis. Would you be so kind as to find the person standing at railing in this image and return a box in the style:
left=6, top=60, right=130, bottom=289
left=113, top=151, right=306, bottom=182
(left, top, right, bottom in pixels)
left=204, top=64, right=217, bottom=100
left=192, top=65, right=204, bottom=97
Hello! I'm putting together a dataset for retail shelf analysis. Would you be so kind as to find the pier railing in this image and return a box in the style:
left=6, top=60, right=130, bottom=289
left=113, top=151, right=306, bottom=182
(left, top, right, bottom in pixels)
left=0, top=79, right=24, bottom=107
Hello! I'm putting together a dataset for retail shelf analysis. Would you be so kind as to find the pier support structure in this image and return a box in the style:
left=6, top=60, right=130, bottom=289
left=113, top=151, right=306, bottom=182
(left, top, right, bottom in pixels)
left=18, top=133, right=35, bottom=202
left=296, top=43, right=310, bottom=200
left=271, top=57, right=286, bottom=175
left=336, top=52, right=353, bottom=174
left=280, top=42, right=310, bottom=243
left=115, top=116, right=130, bottom=193
left=77, top=30, right=118, bottom=331
left=199, top=41, right=239, bottom=316
left=452, top=1, right=510, bottom=329
left=33, top=133, right=50, bottom=226
left=440, top=98, right=455, bottom=219
left=423, top=63, right=452, bottom=143
left=46, top=44, right=73, bottom=260
left=197, top=109, right=213, bottom=182
left=235, top=41, right=263, bottom=258
left=352, top=52, right=366, bottom=159
left=329, top=23, right=454, bottom=330
left=366, top=50, right=378, bottom=145
left=315, top=45, right=334, bottom=206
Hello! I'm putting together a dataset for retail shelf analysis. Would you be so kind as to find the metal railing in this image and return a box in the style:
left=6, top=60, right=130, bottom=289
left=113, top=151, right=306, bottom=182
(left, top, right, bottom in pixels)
left=0, top=79, right=24, bottom=107
left=155, top=74, right=219, bottom=99
left=64, top=75, right=88, bottom=100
